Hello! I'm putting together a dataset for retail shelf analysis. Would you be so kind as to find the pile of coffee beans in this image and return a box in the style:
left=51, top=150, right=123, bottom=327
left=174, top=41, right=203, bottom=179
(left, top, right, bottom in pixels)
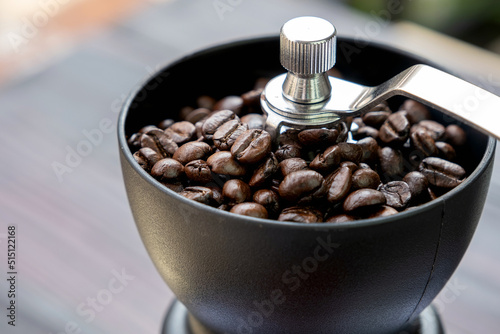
left=128, top=79, right=468, bottom=223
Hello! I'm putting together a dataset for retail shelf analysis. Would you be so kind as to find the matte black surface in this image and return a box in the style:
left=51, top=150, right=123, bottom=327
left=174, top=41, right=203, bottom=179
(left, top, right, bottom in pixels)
left=118, top=37, right=496, bottom=334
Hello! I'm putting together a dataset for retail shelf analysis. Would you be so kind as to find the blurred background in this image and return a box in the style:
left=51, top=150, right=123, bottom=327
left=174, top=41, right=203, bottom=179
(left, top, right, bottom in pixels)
left=0, top=0, right=499, bottom=333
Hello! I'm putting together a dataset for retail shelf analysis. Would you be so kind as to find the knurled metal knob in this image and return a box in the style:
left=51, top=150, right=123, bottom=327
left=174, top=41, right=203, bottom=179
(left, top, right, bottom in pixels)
left=280, top=16, right=337, bottom=75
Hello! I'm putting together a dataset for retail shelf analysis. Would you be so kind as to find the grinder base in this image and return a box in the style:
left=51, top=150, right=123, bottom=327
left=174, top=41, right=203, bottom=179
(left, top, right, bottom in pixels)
left=162, top=299, right=444, bottom=334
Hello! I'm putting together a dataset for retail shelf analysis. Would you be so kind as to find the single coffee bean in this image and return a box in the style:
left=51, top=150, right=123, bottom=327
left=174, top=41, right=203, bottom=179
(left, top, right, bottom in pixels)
left=435, top=141, right=456, bottom=161
left=356, top=137, right=379, bottom=162
left=222, top=179, right=251, bottom=205
left=326, top=167, right=352, bottom=202
left=202, top=110, right=239, bottom=140
left=240, top=113, right=266, bottom=130
left=213, top=96, right=243, bottom=114
left=207, top=151, right=247, bottom=176
left=445, top=124, right=466, bottom=146
left=173, top=141, right=212, bottom=164
left=270, top=179, right=281, bottom=194
left=151, top=158, right=184, bottom=180
left=158, top=119, right=175, bottom=130
left=275, top=144, right=302, bottom=161
left=207, top=186, right=224, bottom=205
left=343, top=189, right=386, bottom=212
left=180, top=186, right=213, bottom=204
left=141, top=129, right=178, bottom=157
left=279, top=158, right=308, bottom=177
left=231, top=129, right=272, bottom=164
left=213, top=120, right=249, bottom=150
left=278, top=207, right=323, bottom=223
left=325, top=214, right=357, bottom=223
left=278, top=129, right=301, bottom=146
left=419, top=157, right=465, bottom=188
left=197, top=95, right=216, bottom=109
left=249, top=153, right=279, bottom=187
left=367, top=205, right=398, bottom=218
left=185, top=108, right=211, bottom=124
left=165, top=121, right=196, bottom=144
left=230, top=202, right=268, bottom=219
left=185, top=160, right=213, bottom=183
left=128, top=133, right=142, bottom=151
left=410, top=127, right=438, bottom=157
left=378, top=181, right=411, bottom=210
left=399, top=99, right=431, bottom=124
left=160, top=181, right=184, bottom=193
left=379, top=146, right=404, bottom=180
left=351, top=168, right=381, bottom=190
left=310, top=145, right=341, bottom=172
left=253, top=189, right=280, bottom=215
left=418, top=120, right=445, bottom=140
left=340, top=161, right=358, bottom=173
left=139, top=125, right=159, bottom=134
left=362, top=110, right=391, bottom=128
left=298, top=128, right=339, bottom=146
left=379, top=111, right=410, bottom=145
left=179, top=106, right=195, bottom=121
left=354, top=126, right=379, bottom=140
left=403, top=171, right=428, bottom=199
left=134, top=147, right=162, bottom=171
left=338, top=142, right=363, bottom=163
left=279, top=170, right=326, bottom=203
left=241, top=89, right=263, bottom=107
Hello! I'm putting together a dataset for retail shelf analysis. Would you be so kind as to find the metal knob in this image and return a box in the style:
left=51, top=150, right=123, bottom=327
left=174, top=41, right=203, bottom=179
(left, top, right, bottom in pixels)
left=280, top=16, right=337, bottom=104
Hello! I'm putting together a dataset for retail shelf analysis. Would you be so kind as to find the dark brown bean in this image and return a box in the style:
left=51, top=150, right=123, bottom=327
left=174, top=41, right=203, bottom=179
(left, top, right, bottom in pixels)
left=185, top=108, right=211, bottom=124
left=231, top=129, right=272, bottom=164
left=362, top=110, right=391, bottom=128
left=325, top=214, right=357, bottom=223
left=419, top=157, right=465, bottom=188
left=207, top=186, right=224, bottom=205
left=207, top=151, right=247, bottom=176
left=338, top=142, right=363, bottom=163
left=185, top=160, right=212, bottom=183
left=410, top=127, right=438, bottom=157
left=310, top=145, right=341, bottom=172
left=249, top=153, right=279, bottom=187
left=279, top=170, right=326, bottom=202
left=128, top=133, right=142, bottom=151
left=278, top=207, right=323, bottom=223
left=134, top=147, right=162, bottom=171
left=354, top=126, right=379, bottom=140
left=343, top=189, right=386, bottom=212
left=275, top=144, right=302, bottom=161
left=445, top=124, right=467, bottom=146
left=230, top=203, right=268, bottom=218
left=240, top=113, right=266, bottom=130
left=160, top=181, right=184, bottom=193
left=151, top=158, right=184, bottom=180
left=356, top=137, right=379, bottom=162
left=435, top=141, right=456, bottom=161
left=399, top=99, right=431, bottom=124
left=213, top=96, right=244, bottom=114
left=180, top=186, right=213, bottom=204
left=202, top=110, right=239, bottom=140
left=253, top=189, right=280, bottom=215
left=378, top=181, right=411, bottom=210
left=213, top=120, right=248, bottom=150
left=418, top=120, right=445, bottom=141
left=241, top=89, right=263, bottom=107
left=367, top=205, right=398, bottom=218
left=403, top=171, right=428, bottom=199
left=280, top=158, right=308, bottom=177
left=379, top=111, right=410, bottom=145
left=298, top=128, right=339, bottom=146
left=222, top=179, right=251, bottom=205
left=326, top=167, right=352, bottom=202
left=197, top=95, right=216, bottom=109
left=173, top=141, right=212, bottom=164
left=351, top=168, right=381, bottom=190
left=339, top=161, right=359, bottom=173
left=179, top=106, right=195, bottom=121
left=158, top=119, right=175, bottom=130
left=141, top=129, right=178, bottom=157
left=379, top=147, right=404, bottom=179
left=165, top=121, right=196, bottom=144
left=139, top=125, right=158, bottom=134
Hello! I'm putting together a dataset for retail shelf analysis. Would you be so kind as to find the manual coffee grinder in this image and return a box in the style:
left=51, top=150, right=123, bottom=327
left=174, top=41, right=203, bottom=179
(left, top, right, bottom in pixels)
left=118, top=16, right=499, bottom=334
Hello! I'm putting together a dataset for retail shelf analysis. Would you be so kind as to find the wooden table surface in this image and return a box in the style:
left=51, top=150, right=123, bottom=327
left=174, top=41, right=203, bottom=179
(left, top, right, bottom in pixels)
left=0, top=1, right=499, bottom=333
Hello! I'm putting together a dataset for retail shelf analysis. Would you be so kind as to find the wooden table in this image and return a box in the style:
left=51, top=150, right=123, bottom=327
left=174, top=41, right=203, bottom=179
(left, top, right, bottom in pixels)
left=0, top=0, right=499, bottom=333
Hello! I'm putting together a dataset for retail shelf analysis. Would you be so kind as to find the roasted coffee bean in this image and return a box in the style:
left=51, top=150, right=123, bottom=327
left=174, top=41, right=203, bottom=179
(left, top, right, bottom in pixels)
left=275, top=144, right=302, bottom=161
left=165, top=121, right=196, bottom=144
left=151, top=158, right=184, bottom=180
left=279, top=158, right=308, bottom=177
left=278, top=207, right=323, bottom=223
left=230, top=202, right=268, bottom=218
left=445, top=124, right=466, bottom=146
left=343, top=189, right=386, bottom=212
left=160, top=181, right=184, bottom=193
left=356, top=137, right=379, bottom=162
left=326, top=167, right=352, bottom=202
left=310, top=145, right=341, bottom=172
left=249, top=153, right=279, bottom=187
left=270, top=179, right=281, bottom=194
left=418, top=120, right=445, bottom=140
left=340, top=161, right=358, bottom=173
left=197, top=95, right=216, bottom=109
left=379, top=147, right=404, bottom=179
left=202, top=110, right=239, bottom=140
left=158, top=119, right=175, bottom=130
left=253, top=189, right=280, bottom=215
left=185, top=160, right=212, bottom=183
left=399, top=99, right=431, bottom=124
left=218, top=204, right=230, bottom=211
left=241, top=113, right=266, bottom=130
left=128, top=133, right=142, bottom=151
left=134, top=147, right=162, bottom=171
left=179, top=106, right=195, bottom=120
left=278, top=129, right=301, bottom=146
left=354, top=126, right=379, bottom=140
left=241, top=89, right=263, bottom=107
left=141, top=129, right=178, bottom=157
left=325, top=214, right=356, bottom=223
left=207, top=151, right=247, bottom=176
left=279, top=170, right=326, bottom=203
left=231, top=129, right=272, bottom=164
left=362, top=110, right=391, bottom=128
left=298, top=128, right=339, bottom=146
left=410, top=127, right=438, bottom=157
left=139, top=125, right=158, bottom=134
left=367, top=205, right=398, bottom=218
left=379, top=111, right=410, bottom=145
left=338, top=142, right=363, bottom=163
left=378, top=181, right=411, bottom=210
left=207, top=186, right=223, bottom=205
left=213, top=96, right=243, bottom=114
left=173, top=141, right=212, bottom=164
left=435, top=141, right=456, bottom=161
left=180, top=186, right=213, bottom=204
left=403, top=171, right=428, bottom=199
left=185, top=108, right=211, bottom=124
left=353, top=117, right=365, bottom=128
left=419, top=157, right=465, bottom=188
left=351, top=168, right=381, bottom=190
left=336, top=122, right=349, bottom=143
left=222, top=179, right=251, bottom=205
left=213, top=120, right=248, bottom=150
